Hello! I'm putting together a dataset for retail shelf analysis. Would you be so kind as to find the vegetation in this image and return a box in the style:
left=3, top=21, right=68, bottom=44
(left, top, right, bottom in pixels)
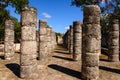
left=56, top=32, right=64, bottom=37
left=0, top=0, right=29, bottom=42
left=72, top=0, right=120, bottom=31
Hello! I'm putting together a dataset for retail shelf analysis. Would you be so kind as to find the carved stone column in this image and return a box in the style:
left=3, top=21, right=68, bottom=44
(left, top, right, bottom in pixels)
left=82, top=5, right=101, bottom=80
left=4, top=19, right=14, bottom=60
left=38, top=20, right=47, bottom=60
left=108, top=19, right=119, bottom=62
left=73, top=21, right=82, bottom=61
left=20, top=6, right=38, bottom=79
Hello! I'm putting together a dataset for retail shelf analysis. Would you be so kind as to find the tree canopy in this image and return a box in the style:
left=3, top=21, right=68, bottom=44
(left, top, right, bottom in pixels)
left=0, top=0, right=29, bottom=42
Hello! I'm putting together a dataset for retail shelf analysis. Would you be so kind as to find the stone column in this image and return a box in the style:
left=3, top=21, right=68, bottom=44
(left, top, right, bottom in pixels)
left=38, top=20, right=47, bottom=60
left=51, top=30, right=57, bottom=50
left=67, top=29, right=70, bottom=50
left=82, top=5, right=101, bottom=80
left=73, top=21, right=82, bottom=61
left=46, top=26, right=52, bottom=54
left=4, top=20, right=14, bottom=60
left=69, top=25, right=73, bottom=54
left=20, top=6, right=38, bottom=79
left=108, top=19, right=119, bottom=62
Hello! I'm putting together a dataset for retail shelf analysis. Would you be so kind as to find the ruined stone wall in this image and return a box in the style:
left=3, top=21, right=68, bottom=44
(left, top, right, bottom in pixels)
left=82, top=5, right=101, bottom=80
left=4, top=20, right=14, bottom=60
left=108, top=19, right=119, bottom=62
left=20, top=6, right=38, bottom=79
left=73, top=21, right=82, bottom=61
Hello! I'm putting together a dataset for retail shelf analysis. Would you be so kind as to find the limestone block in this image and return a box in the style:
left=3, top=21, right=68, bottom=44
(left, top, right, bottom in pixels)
left=82, top=66, right=99, bottom=79
left=21, top=6, right=37, bottom=26
left=20, top=54, right=37, bottom=66
left=82, top=53, right=99, bottom=67
left=21, top=26, right=36, bottom=41
left=21, top=41, right=37, bottom=55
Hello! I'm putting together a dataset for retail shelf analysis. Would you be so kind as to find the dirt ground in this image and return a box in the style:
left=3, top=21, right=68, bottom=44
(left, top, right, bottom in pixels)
left=0, top=44, right=120, bottom=80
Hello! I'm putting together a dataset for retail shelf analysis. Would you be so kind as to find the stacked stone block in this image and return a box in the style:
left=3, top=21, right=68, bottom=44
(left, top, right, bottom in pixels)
left=62, top=30, right=69, bottom=49
left=73, top=21, right=82, bottom=61
left=20, top=6, right=38, bottom=79
left=82, top=5, right=101, bottom=80
left=51, top=30, right=57, bottom=50
left=46, top=26, right=52, bottom=54
left=67, top=29, right=70, bottom=50
left=62, top=31, right=67, bottom=48
left=38, top=20, right=48, bottom=60
left=69, top=25, right=73, bottom=54
left=4, top=20, right=14, bottom=60
left=108, top=19, right=119, bottom=62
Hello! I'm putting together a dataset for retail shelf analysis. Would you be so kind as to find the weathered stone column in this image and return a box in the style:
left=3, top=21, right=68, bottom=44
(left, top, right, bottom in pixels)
left=82, top=5, right=101, bottom=80
left=67, top=29, right=70, bottom=50
left=73, top=21, right=82, bottom=61
left=108, top=19, right=119, bottom=62
left=38, top=20, right=47, bottom=60
left=4, top=20, right=14, bottom=60
left=51, top=30, right=57, bottom=50
left=69, top=25, right=73, bottom=54
left=46, top=26, right=52, bottom=54
left=20, top=6, right=38, bottom=78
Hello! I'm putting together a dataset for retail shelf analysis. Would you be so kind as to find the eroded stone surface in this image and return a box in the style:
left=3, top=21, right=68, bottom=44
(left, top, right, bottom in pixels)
left=4, top=19, right=14, bottom=60
left=82, top=5, right=101, bottom=80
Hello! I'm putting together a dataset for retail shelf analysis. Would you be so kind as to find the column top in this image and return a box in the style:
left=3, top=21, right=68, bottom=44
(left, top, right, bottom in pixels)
left=39, top=20, right=47, bottom=23
left=21, top=5, right=37, bottom=12
left=84, top=5, right=101, bottom=15
left=5, top=19, right=14, bottom=25
left=73, top=21, right=82, bottom=25
left=111, top=19, right=119, bottom=24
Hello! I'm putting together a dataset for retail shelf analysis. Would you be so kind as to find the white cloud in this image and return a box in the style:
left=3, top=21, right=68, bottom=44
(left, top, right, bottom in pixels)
left=42, top=12, right=51, bottom=18
left=64, top=26, right=69, bottom=30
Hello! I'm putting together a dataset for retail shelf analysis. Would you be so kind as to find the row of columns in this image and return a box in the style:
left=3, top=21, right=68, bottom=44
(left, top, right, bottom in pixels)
left=3, top=5, right=120, bottom=80
left=38, top=20, right=57, bottom=60
left=4, top=6, right=57, bottom=79
left=63, top=21, right=82, bottom=61
left=63, top=5, right=119, bottom=80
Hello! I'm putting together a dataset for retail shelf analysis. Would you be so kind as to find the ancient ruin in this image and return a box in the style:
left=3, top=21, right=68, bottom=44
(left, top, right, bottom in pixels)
left=73, top=21, right=82, bottom=61
left=4, top=19, right=14, bottom=60
left=69, top=25, right=73, bottom=54
left=20, top=6, right=38, bottom=78
left=38, top=20, right=48, bottom=60
left=81, top=5, right=101, bottom=80
left=108, top=19, right=119, bottom=62
left=0, top=1, right=120, bottom=80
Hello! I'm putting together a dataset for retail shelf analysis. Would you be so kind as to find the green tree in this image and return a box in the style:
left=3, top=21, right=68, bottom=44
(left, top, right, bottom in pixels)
left=0, top=0, right=29, bottom=41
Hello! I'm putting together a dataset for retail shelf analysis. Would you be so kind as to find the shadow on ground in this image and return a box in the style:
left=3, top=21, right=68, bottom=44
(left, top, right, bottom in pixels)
left=0, top=56, right=4, bottom=59
left=6, top=63, right=20, bottom=77
left=48, top=64, right=81, bottom=79
left=54, top=51, right=69, bottom=55
left=99, top=66, right=120, bottom=74
left=53, top=55, right=73, bottom=61
left=100, top=59, right=109, bottom=62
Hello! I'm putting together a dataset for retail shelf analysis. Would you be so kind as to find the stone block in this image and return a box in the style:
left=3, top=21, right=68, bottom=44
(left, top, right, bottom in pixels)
left=21, top=41, right=37, bottom=55
left=20, top=65, right=38, bottom=79
left=82, top=53, right=99, bottom=67
left=21, top=7, right=37, bottom=26
left=82, top=66, right=99, bottom=80
left=20, top=54, right=37, bottom=66
left=84, top=37, right=101, bottom=53
left=21, top=26, right=36, bottom=41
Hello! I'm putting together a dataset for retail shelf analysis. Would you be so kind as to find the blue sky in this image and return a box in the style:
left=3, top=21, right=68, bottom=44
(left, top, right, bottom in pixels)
left=7, top=0, right=83, bottom=33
